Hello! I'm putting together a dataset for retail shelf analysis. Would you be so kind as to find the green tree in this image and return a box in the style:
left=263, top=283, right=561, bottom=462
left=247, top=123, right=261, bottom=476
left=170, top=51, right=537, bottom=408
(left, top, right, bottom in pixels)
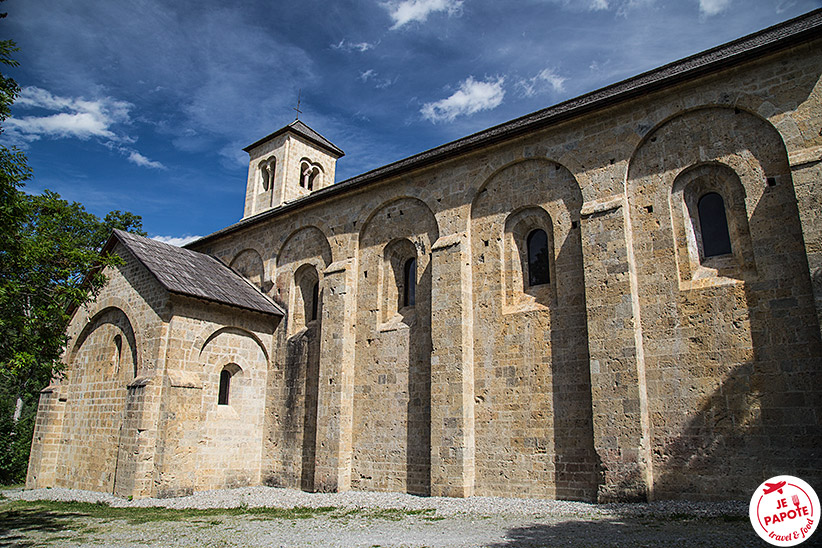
left=0, top=34, right=147, bottom=484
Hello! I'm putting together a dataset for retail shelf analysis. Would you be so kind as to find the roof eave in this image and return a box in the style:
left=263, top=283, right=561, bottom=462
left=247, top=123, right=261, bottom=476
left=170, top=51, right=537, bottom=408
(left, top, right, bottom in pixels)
left=169, top=290, right=284, bottom=317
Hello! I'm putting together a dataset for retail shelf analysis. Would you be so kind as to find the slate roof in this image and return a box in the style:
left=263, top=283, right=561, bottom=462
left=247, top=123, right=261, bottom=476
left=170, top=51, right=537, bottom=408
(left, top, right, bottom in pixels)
left=243, top=119, right=345, bottom=158
left=192, top=9, right=822, bottom=247
left=110, top=230, right=283, bottom=316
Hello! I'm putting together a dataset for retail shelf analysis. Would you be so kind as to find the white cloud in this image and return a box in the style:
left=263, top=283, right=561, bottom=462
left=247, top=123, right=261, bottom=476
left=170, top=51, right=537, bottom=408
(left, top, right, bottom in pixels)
left=6, top=86, right=167, bottom=170
left=332, top=39, right=377, bottom=52
left=698, top=0, right=731, bottom=16
left=151, top=234, right=202, bottom=247
left=517, top=68, right=567, bottom=97
left=359, top=69, right=396, bottom=89
left=127, top=151, right=166, bottom=170
left=421, top=76, right=505, bottom=123
left=545, top=0, right=609, bottom=11
left=386, top=0, right=463, bottom=29
left=544, top=0, right=660, bottom=13
left=6, top=86, right=132, bottom=143
left=10, top=2, right=317, bottom=169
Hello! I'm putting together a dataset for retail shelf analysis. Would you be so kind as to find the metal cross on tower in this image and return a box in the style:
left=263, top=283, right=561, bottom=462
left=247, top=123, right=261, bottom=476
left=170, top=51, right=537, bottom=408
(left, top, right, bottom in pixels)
left=294, top=89, right=302, bottom=120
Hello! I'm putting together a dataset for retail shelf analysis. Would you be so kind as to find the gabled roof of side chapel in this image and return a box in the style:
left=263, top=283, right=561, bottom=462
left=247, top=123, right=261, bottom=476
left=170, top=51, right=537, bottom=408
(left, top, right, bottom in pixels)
left=105, top=229, right=284, bottom=316
left=191, top=8, right=822, bottom=248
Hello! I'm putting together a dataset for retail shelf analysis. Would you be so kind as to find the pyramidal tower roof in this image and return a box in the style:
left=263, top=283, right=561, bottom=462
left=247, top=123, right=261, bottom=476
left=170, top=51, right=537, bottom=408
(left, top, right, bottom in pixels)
left=243, top=119, right=344, bottom=158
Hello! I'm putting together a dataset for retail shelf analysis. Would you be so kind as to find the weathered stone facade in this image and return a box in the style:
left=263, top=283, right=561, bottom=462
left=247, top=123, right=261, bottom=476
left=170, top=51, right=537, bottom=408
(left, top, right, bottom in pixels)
left=27, top=12, right=822, bottom=502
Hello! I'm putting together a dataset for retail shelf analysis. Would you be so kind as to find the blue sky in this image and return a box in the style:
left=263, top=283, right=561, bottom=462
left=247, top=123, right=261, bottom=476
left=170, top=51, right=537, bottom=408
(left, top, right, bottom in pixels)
left=2, top=0, right=819, bottom=244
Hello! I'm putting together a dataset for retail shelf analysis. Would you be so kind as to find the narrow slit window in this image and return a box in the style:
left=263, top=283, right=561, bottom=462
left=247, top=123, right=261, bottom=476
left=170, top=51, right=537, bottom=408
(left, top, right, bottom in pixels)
left=527, top=229, right=550, bottom=286
left=218, top=369, right=231, bottom=405
left=697, top=192, right=732, bottom=258
left=403, top=257, right=416, bottom=307
left=310, top=281, right=319, bottom=321
left=113, top=334, right=122, bottom=375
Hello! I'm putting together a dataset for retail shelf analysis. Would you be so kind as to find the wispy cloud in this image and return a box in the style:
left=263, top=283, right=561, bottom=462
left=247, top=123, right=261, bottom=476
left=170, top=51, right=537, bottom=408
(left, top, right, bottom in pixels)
left=698, top=0, right=732, bottom=16
left=421, top=76, right=505, bottom=123
left=776, top=1, right=798, bottom=14
left=127, top=151, right=166, bottom=170
left=332, top=39, right=378, bottom=52
left=151, top=234, right=202, bottom=246
left=545, top=0, right=610, bottom=11
left=517, top=68, right=567, bottom=97
left=544, top=0, right=660, bottom=13
left=7, top=86, right=132, bottom=143
left=386, top=0, right=463, bottom=30
left=583, top=0, right=609, bottom=9
left=554, top=0, right=729, bottom=19
left=359, top=69, right=396, bottom=89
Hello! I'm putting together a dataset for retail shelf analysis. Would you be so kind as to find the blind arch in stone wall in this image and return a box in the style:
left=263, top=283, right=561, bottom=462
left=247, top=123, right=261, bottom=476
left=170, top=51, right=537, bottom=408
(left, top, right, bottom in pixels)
left=229, top=248, right=266, bottom=291
left=58, top=306, right=138, bottom=497
left=184, top=326, right=269, bottom=492
left=626, top=106, right=822, bottom=500
left=354, top=196, right=438, bottom=496
left=469, top=158, right=597, bottom=500
left=269, top=225, right=332, bottom=491
left=275, top=226, right=332, bottom=294
left=197, top=325, right=270, bottom=362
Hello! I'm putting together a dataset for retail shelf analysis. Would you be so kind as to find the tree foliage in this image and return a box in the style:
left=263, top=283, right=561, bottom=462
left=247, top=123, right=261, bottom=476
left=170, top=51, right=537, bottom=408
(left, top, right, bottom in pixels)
left=0, top=36, right=147, bottom=484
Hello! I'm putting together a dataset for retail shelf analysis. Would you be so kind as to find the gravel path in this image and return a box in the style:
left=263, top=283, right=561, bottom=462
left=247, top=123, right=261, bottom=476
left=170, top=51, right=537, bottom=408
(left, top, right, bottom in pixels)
left=0, top=486, right=776, bottom=547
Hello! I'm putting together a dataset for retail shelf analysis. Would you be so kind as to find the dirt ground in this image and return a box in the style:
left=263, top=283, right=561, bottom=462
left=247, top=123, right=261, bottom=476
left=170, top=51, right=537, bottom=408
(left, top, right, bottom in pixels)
left=0, top=498, right=776, bottom=548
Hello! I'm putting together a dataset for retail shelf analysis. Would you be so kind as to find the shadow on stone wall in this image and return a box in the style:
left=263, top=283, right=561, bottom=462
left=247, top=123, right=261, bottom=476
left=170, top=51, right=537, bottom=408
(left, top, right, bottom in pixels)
left=651, top=158, right=822, bottom=500
left=406, top=260, right=432, bottom=496
left=282, top=329, right=306, bottom=442
left=279, top=317, right=323, bottom=493
left=301, top=319, right=321, bottom=492
left=551, top=209, right=602, bottom=501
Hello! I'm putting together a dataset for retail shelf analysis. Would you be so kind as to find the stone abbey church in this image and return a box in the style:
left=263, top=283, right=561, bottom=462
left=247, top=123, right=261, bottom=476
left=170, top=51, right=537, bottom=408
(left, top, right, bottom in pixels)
left=26, top=11, right=822, bottom=502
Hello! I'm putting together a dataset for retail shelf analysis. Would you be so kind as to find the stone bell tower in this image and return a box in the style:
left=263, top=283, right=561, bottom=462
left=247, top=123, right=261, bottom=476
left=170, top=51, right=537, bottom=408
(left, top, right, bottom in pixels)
left=242, top=120, right=345, bottom=218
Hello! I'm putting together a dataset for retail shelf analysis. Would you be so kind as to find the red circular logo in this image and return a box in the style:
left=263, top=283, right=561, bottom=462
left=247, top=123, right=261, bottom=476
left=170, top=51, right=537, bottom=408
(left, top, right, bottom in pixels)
left=750, top=475, right=819, bottom=546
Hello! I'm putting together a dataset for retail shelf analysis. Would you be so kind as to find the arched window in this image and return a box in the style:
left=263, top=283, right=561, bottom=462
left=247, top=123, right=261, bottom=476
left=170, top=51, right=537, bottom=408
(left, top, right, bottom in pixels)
left=259, top=159, right=274, bottom=191
left=310, top=280, right=319, bottom=322
left=527, top=229, right=550, bottom=286
left=300, top=160, right=321, bottom=191
left=403, top=257, right=416, bottom=307
left=218, top=369, right=231, bottom=405
left=113, top=334, right=122, bottom=376
left=295, top=264, right=320, bottom=329
left=697, top=192, right=732, bottom=258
